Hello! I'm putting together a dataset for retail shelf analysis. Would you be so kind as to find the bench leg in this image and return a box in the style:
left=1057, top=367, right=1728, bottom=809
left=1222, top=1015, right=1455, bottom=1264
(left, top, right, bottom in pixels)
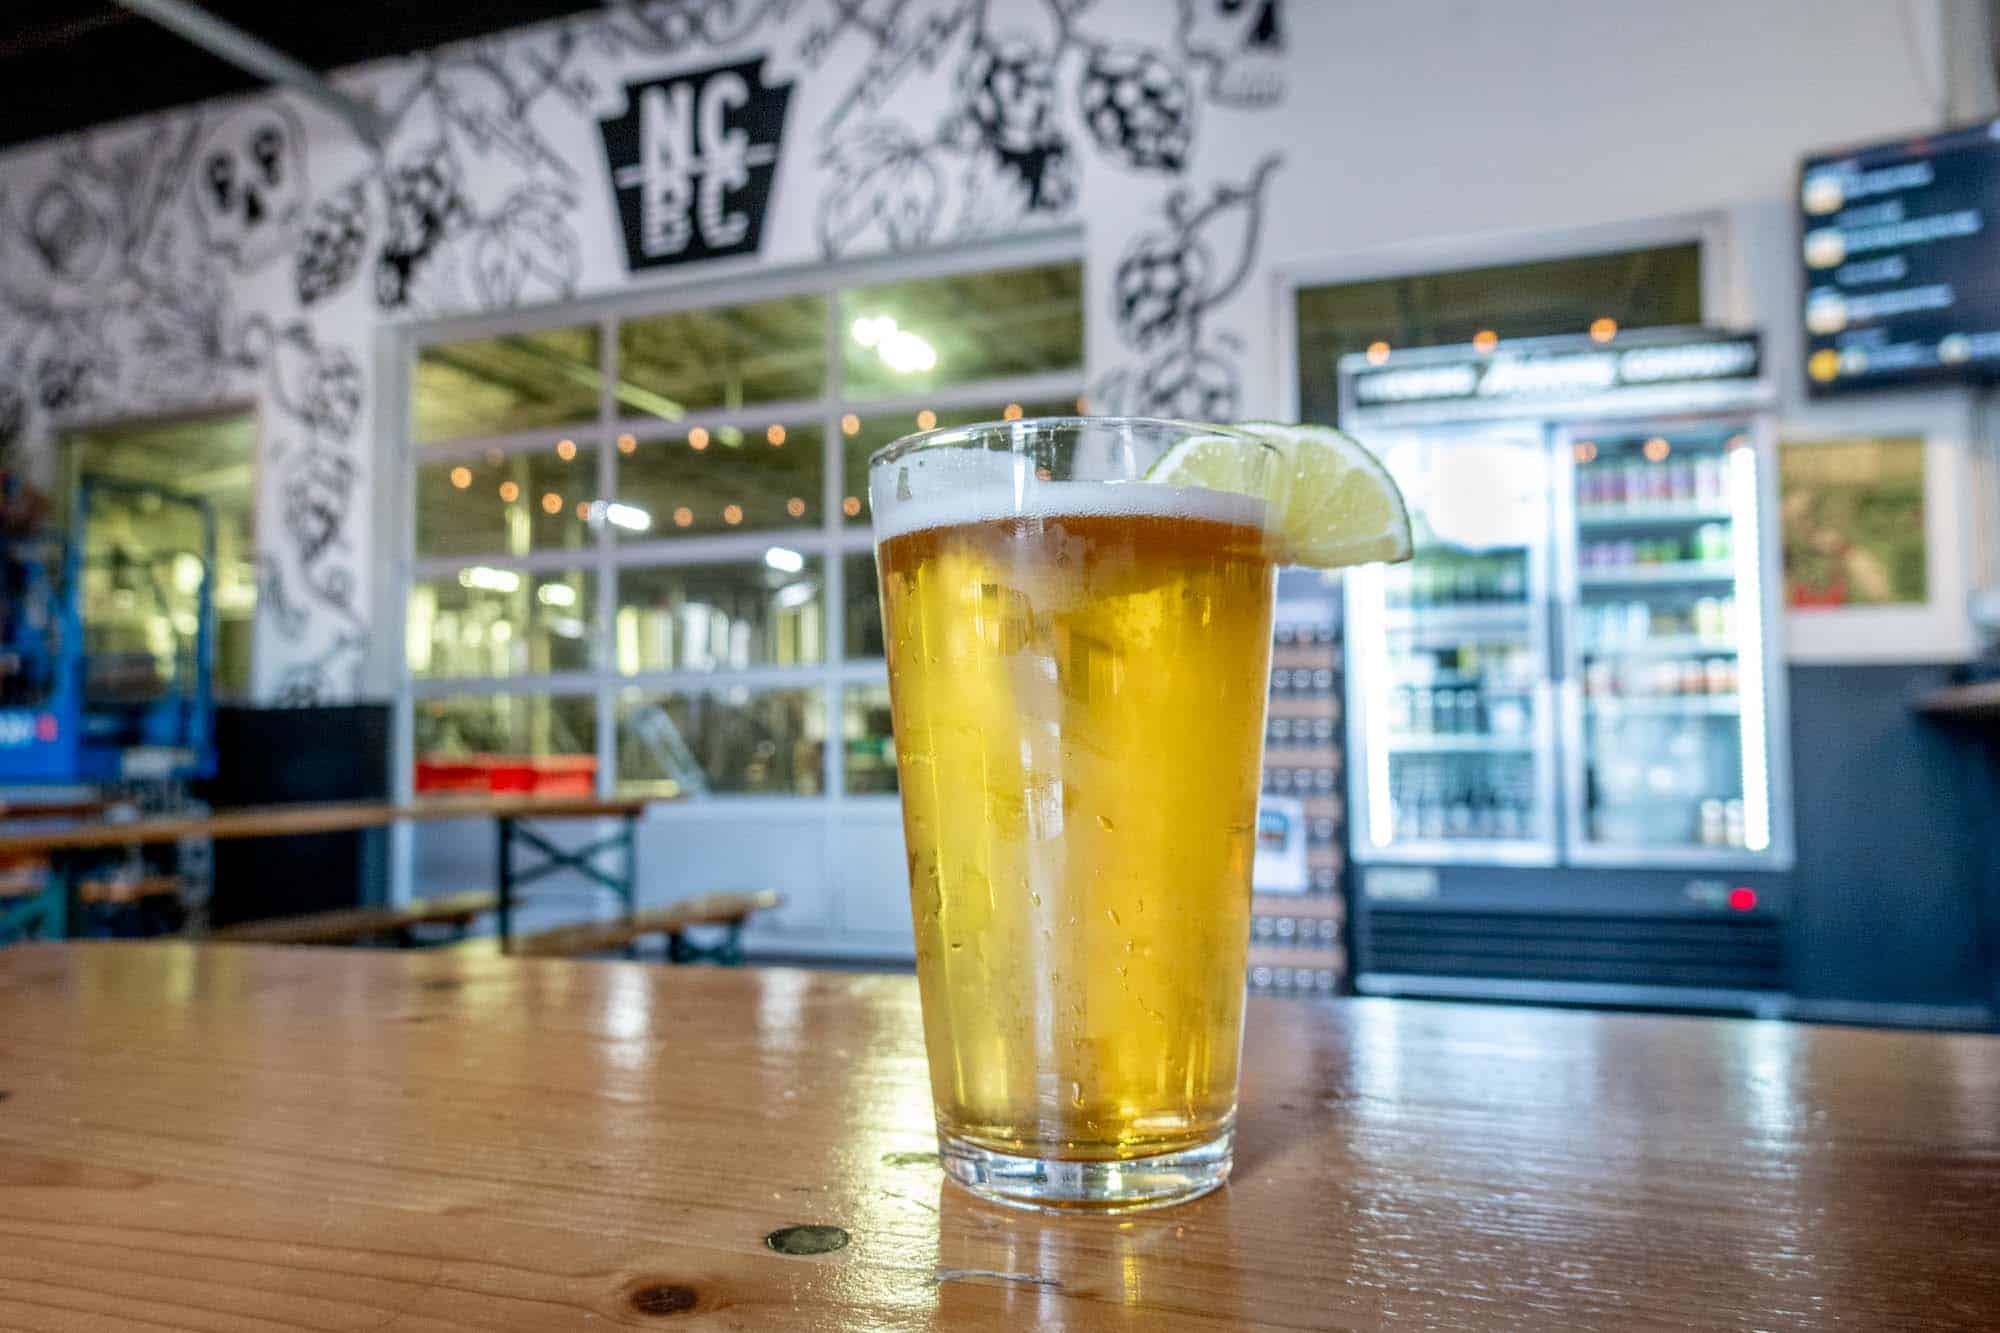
left=665, top=919, right=746, bottom=967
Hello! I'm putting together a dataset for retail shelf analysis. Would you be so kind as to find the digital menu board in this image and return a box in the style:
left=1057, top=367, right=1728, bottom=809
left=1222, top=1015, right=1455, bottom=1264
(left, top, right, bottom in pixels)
left=1801, top=120, right=2000, bottom=394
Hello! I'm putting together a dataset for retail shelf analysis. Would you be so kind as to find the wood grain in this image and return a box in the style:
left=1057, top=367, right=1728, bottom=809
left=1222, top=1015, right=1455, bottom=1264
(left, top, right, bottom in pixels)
left=0, top=943, right=1996, bottom=1330
left=0, top=795, right=649, bottom=856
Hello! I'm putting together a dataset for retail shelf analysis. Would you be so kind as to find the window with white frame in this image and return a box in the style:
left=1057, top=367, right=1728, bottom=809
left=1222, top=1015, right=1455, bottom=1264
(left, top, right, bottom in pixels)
left=401, top=247, right=1085, bottom=801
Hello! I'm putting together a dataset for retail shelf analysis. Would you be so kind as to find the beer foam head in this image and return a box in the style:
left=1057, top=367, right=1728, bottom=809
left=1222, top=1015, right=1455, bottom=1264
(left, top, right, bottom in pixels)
left=871, top=444, right=1267, bottom=539
left=871, top=472, right=1268, bottom=542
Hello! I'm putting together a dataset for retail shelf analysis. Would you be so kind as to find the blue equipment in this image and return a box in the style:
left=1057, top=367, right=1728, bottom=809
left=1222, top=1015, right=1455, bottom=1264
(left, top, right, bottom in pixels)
left=0, top=473, right=217, bottom=785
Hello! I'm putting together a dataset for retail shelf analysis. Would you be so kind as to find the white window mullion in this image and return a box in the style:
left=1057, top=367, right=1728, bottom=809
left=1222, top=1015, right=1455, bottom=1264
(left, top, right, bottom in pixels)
left=823, top=282, right=848, bottom=804
left=596, top=314, right=620, bottom=799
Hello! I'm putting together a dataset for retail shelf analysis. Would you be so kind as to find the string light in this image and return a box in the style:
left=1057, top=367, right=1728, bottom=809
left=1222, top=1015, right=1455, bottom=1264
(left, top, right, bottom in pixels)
left=1472, top=330, right=1498, bottom=353
left=1002, top=403, right=1023, bottom=421
left=498, top=481, right=520, bottom=503
left=673, top=507, right=694, bottom=528
left=576, top=501, right=592, bottom=520
left=555, top=438, right=576, bottom=461
left=689, top=427, right=710, bottom=451
left=916, top=409, right=937, bottom=430
left=1643, top=437, right=1671, bottom=462
left=1366, top=341, right=1391, bottom=365
left=449, top=466, right=472, bottom=489
left=541, top=492, right=563, bottom=514
left=1574, top=441, right=1598, bottom=463
left=722, top=504, right=743, bottom=526
left=617, top=433, right=637, bottom=454
left=1075, top=396, right=1089, bottom=413
left=840, top=413, right=860, bottom=436
left=786, top=497, right=806, bottom=517
left=842, top=496, right=862, bottom=517
left=1590, top=317, right=1618, bottom=343
left=767, top=424, right=786, bottom=446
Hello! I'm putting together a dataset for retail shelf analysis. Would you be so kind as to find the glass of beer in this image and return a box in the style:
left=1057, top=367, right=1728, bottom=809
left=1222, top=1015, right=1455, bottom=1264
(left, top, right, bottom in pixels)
left=869, top=417, right=1279, bottom=1211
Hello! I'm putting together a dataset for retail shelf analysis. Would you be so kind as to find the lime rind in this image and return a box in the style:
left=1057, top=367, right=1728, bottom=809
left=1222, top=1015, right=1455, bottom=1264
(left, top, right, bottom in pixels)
left=1151, top=421, right=1413, bottom=569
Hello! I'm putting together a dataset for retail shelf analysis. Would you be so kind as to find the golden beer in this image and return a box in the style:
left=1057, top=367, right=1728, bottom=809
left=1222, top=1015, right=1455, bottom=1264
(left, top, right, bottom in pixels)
left=876, top=464, right=1275, bottom=1206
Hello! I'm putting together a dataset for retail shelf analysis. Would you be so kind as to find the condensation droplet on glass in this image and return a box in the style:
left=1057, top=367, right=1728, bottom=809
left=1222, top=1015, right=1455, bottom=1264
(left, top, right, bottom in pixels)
left=1136, top=897, right=1144, bottom=915
left=949, top=940, right=963, bottom=951
left=1105, top=908, right=1119, bottom=926
left=1096, top=814, right=1114, bottom=831
left=1029, top=891, right=1042, bottom=907
left=1123, top=940, right=1135, bottom=954
left=1070, top=1081, right=1084, bottom=1108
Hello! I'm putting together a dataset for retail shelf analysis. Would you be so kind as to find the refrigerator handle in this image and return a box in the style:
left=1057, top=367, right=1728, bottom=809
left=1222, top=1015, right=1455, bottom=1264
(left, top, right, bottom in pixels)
left=1545, top=595, right=1568, bottom=683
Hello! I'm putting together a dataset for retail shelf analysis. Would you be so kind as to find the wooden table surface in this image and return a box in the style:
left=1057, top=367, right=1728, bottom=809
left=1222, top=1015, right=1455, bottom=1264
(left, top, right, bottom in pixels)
left=2, top=944, right=1996, bottom=1331
left=0, top=795, right=649, bottom=856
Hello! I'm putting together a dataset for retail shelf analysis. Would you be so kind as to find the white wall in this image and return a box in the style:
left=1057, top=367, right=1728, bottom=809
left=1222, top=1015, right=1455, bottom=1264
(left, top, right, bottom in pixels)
left=0, top=0, right=1971, bottom=949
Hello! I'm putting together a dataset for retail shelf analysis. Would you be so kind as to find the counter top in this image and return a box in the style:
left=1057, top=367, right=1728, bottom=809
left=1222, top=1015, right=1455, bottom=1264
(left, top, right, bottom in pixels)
left=2, top=942, right=1996, bottom=1329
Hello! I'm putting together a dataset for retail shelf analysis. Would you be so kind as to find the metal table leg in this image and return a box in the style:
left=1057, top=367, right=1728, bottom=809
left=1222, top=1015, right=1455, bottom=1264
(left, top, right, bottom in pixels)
left=52, top=851, right=78, bottom=940
left=493, top=814, right=641, bottom=955
left=496, top=816, right=515, bottom=951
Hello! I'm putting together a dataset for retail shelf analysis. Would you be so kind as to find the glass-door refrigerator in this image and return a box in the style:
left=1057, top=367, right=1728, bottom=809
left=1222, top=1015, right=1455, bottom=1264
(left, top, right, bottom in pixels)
left=1334, top=329, right=1794, bottom=1012
left=1343, top=426, right=1560, bottom=866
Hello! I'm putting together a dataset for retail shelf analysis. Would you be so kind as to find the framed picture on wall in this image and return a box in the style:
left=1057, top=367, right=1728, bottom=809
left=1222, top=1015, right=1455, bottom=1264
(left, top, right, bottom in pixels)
left=1775, top=392, right=1978, bottom=664
left=1779, top=434, right=1927, bottom=609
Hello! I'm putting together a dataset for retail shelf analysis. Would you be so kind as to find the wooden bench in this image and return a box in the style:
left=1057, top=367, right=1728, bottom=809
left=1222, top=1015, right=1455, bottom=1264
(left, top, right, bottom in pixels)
left=212, top=890, right=499, bottom=947
left=450, top=890, right=781, bottom=963
left=77, top=874, right=183, bottom=906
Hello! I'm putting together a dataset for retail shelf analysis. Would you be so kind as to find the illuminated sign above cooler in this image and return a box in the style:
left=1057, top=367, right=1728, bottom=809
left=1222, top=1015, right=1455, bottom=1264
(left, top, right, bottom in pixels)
left=1338, top=329, right=1766, bottom=425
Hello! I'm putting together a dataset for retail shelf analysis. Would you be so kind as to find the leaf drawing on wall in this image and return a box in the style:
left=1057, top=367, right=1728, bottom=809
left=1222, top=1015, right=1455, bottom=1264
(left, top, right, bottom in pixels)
left=129, top=268, right=234, bottom=403
left=257, top=555, right=310, bottom=641
left=471, top=183, right=583, bottom=307
left=818, top=123, right=946, bottom=257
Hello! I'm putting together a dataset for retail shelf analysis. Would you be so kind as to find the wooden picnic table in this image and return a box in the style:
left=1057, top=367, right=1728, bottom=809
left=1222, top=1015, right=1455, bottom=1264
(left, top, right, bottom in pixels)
left=0, top=795, right=647, bottom=944
left=1, top=941, right=1995, bottom=1329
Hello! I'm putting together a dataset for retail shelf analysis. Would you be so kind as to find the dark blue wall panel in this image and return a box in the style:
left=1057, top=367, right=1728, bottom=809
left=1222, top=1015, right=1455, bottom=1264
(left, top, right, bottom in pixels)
left=1786, top=664, right=1997, bottom=1009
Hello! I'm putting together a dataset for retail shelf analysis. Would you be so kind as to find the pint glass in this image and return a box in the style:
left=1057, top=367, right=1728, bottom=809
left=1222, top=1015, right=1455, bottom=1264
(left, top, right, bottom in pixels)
left=869, top=418, right=1279, bottom=1210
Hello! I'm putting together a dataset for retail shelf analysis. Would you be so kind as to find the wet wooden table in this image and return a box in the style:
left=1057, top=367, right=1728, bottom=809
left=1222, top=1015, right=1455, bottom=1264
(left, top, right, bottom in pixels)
left=2, top=943, right=1996, bottom=1330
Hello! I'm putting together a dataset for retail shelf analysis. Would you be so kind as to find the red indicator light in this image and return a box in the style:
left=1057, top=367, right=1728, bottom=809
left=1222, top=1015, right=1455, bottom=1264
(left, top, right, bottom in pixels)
left=1728, top=887, right=1757, bottom=912
left=34, top=713, right=57, bottom=742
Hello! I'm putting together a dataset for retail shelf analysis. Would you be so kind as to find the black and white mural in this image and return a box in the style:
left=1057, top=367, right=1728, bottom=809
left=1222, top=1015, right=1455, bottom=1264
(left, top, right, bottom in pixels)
left=0, top=0, right=1292, bottom=703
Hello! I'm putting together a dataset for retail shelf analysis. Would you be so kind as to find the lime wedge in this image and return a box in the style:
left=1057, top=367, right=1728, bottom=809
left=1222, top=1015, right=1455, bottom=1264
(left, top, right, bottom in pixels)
left=1151, top=422, right=1413, bottom=568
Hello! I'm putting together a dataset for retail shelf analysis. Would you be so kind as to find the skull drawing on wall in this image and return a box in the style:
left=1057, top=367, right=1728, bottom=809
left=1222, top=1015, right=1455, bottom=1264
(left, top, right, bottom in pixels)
left=193, top=102, right=309, bottom=270
left=1178, top=0, right=1286, bottom=108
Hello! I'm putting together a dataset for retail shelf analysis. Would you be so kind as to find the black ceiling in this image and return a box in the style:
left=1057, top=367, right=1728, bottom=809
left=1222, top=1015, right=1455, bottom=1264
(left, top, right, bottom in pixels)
left=0, top=1, right=594, bottom=150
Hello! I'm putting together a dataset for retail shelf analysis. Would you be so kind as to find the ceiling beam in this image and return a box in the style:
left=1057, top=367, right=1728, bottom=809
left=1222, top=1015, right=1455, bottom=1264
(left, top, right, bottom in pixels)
left=112, top=0, right=388, bottom=148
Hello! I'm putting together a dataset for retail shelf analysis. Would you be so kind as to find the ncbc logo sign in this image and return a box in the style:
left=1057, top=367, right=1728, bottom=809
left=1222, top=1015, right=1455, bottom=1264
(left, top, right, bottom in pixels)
left=598, top=57, right=793, bottom=272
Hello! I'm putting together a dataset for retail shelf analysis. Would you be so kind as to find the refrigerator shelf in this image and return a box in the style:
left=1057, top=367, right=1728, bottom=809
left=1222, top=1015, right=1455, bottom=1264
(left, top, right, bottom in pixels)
left=1381, top=604, right=1532, bottom=632
left=1575, top=506, right=1733, bottom=528
left=1585, top=695, right=1740, bottom=715
left=1385, top=734, right=1537, bottom=753
left=1579, top=561, right=1735, bottom=587
left=1580, top=635, right=1738, bottom=658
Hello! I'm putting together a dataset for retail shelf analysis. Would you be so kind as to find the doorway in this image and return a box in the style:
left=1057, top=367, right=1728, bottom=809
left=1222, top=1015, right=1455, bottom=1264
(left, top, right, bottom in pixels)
left=60, top=409, right=259, bottom=702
